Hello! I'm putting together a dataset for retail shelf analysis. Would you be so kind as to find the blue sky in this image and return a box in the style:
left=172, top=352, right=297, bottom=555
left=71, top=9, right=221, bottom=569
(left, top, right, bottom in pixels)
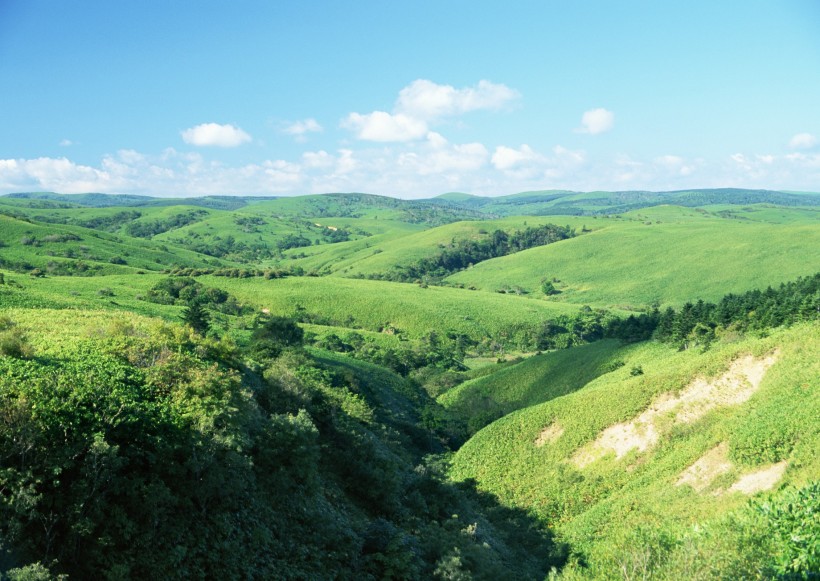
left=1, top=0, right=818, bottom=198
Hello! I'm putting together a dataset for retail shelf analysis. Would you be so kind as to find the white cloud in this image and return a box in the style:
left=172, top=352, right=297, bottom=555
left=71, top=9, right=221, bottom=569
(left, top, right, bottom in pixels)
left=59, top=139, right=73, bottom=147
left=181, top=123, right=252, bottom=147
left=341, top=111, right=428, bottom=142
left=576, top=108, right=614, bottom=135
left=400, top=142, right=489, bottom=176
left=3, top=144, right=819, bottom=200
left=283, top=118, right=323, bottom=136
left=491, top=144, right=541, bottom=171
left=426, top=131, right=448, bottom=149
left=490, top=144, right=585, bottom=181
left=343, top=79, right=519, bottom=143
left=302, top=150, right=335, bottom=169
left=654, top=154, right=696, bottom=176
left=396, top=79, right=519, bottom=120
left=788, top=132, right=817, bottom=150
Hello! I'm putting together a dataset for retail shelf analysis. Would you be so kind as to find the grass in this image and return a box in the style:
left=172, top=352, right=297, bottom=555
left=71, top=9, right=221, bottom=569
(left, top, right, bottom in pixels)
left=199, top=275, right=584, bottom=341
left=438, top=339, right=635, bottom=432
left=448, top=322, right=820, bottom=578
left=0, top=214, right=221, bottom=274
left=446, top=207, right=820, bottom=309
left=283, top=215, right=593, bottom=277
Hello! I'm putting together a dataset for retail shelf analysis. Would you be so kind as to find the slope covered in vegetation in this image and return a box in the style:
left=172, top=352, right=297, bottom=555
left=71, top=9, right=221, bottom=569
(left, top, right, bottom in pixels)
left=0, top=189, right=818, bottom=579
left=450, top=322, right=819, bottom=578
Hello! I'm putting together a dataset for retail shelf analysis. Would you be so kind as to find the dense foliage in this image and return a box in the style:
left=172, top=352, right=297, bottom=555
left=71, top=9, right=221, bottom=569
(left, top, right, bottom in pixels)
left=1, top=191, right=818, bottom=579
left=144, top=277, right=249, bottom=316
left=373, top=223, right=575, bottom=282
left=606, top=272, right=820, bottom=347
left=0, top=317, right=564, bottom=579
left=123, top=210, right=208, bottom=238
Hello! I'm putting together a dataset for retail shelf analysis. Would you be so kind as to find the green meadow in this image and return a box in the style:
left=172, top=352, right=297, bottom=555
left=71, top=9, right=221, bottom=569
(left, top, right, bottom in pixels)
left=447, top=206, right=820, bottom=308
left=198, top=274, right=583, bottom=340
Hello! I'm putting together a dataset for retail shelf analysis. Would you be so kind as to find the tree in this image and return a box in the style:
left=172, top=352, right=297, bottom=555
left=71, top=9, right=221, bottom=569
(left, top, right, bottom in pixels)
left=249, top=316, right=304, bottom=359
left=541, top=280, right=559, bottom=296
left=181, top=301, right=210, bottom=335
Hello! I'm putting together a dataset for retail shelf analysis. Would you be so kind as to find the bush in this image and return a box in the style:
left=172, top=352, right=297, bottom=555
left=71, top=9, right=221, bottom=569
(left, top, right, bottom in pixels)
left=0, top=325, right=34, bottom=359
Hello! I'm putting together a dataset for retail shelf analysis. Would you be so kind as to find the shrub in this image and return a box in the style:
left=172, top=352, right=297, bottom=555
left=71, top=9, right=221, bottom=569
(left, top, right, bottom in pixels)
left=0, top=326, right=34, bottom=359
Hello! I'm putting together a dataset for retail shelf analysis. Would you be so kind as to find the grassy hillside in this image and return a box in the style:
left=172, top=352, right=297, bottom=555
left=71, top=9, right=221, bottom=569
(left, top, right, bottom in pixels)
left=447, top=206, right=820, bottom=309
left=0, top=214, right=221, bottom=275
left=1, top=190, right=818, bottom=578
left=198, top=275, right=584, bottom=342
left=0, top=306, right=567, bottom=579
left=439, top=340, right=634, bottom=433
left=449, top=322, right=819, bottom=578
left=283, top=216, right=589, bottom=277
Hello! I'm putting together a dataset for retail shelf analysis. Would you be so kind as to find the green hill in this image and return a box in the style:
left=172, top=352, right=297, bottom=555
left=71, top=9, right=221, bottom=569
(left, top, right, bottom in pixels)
left=425, top=188, right=820, bottom=217
left=0, top=214, right=221, bottom=275
left=447, top=206, right=820, bottom=309
left=198, top=275, right=585, bottom=342
left=439, top=339, right=634, bottom=433
left=449, top=322, right=819, bottom=578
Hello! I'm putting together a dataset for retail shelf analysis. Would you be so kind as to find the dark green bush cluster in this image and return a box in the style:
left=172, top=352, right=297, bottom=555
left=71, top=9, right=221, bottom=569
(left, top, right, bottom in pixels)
left=0, top=320, right=564, bottom=579
left=606, top=272, right=820, bottom=347
left=124, top=209, right=207, bottom=238
left=0, top=317, right=33, bottom=359
left=144, top=277, right=249, bottom=316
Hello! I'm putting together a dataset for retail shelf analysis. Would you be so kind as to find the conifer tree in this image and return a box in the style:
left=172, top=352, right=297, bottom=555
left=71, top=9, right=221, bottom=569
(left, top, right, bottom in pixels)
left=182, top=301, right=210, bottom=335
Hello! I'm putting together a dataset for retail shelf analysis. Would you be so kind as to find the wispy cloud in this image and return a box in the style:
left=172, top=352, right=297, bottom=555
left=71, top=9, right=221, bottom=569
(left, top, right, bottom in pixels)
left=282, top=118, right=323, bottom=139
left=788, top=132, right=817, bottom=150
left=576, top=108, right=615, bottom=135
left=181, top=123, right=252, bottom=147
left=3, top=146, right=818, bottom=199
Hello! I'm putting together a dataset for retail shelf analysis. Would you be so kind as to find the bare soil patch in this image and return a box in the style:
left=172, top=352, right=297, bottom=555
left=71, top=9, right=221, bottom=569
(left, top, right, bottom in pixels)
left=676, top=443, right=733, bottom=492
left=728, top=461, right=788, bottom=495
left=534, top=423, right=564, bottom=447
left=573, top=352, right=778, bottom=468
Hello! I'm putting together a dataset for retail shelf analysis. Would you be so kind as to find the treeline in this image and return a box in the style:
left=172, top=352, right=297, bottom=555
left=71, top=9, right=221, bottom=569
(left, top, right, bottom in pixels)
left=373, top=224, right=576, bottom=283
left=124, top=209, right=208, bottom=238
left=607, top=273, right=820, bottom=347
left=179, top=233, right=276, bottom=262
left=33, top=210, right=144, bottom=231
left=163, top=266, right=295, bottom=278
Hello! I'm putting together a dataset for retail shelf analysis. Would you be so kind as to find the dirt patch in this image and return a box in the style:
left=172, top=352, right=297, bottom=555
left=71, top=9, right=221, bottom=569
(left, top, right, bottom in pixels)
left=674, top=353, right=778, bottom=424
left=676, top=443, right=733, bottom=492
left=728, top=461, right=788, bottom=495
left=535, top=423, right=564, bottom=447
left=573, top=352, right=778, bottom=468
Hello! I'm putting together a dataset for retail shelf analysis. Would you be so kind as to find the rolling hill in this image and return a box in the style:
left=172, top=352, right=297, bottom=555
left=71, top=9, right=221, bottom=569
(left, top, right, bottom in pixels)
left=0, top=189, right=817, bottom=579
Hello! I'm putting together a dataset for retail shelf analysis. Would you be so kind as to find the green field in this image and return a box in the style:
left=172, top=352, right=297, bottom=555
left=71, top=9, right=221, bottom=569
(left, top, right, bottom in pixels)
left=447, top=206, right=820, bottom=309
left=198, top=275, right=584, bottom=340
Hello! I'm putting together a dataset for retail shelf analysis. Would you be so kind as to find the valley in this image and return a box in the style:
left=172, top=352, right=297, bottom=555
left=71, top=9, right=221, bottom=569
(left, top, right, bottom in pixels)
left=0, top=188, right=818, bottom=579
